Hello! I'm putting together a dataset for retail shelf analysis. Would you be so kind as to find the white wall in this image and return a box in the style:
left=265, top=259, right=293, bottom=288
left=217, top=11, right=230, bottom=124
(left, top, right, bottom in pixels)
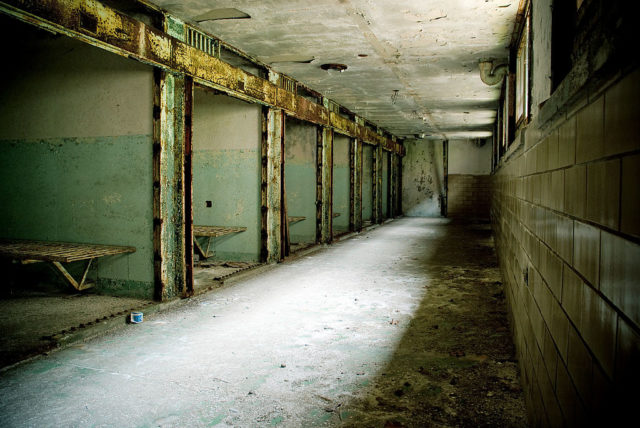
left=448, top=139, right=492, bottom=175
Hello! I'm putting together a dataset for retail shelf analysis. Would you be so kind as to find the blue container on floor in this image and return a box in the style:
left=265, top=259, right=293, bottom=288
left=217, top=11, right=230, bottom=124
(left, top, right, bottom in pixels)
left=130, top=311, right=143, bottom=323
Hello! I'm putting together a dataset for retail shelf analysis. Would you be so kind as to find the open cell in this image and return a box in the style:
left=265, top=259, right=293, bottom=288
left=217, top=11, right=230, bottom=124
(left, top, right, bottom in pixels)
left=332, top=133, right=352, bottom=238
left=362, top=144, right=375, bottom=226
left=191, top=88, right=263, bottom=285
left=0, top=19, right=154, bottom=299
left=284, top=116, right=318, bottom=253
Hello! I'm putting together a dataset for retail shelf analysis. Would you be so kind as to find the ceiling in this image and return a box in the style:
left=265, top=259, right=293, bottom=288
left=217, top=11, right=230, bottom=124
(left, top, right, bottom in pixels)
left=152, top=0, right=520, bottom=140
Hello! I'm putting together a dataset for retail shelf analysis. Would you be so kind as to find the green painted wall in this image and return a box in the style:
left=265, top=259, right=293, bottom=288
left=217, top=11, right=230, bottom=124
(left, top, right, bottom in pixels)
left=192, top=90, right=262, bottom=262
left=333, top=134, right=350, bottom=235
left=284, top=117, right=317, bottom=244
left=382, top=150, right=390, bottom=219
left=0, top=25, right=154, bottom=298
left=362, top=144, right=374, bottom=222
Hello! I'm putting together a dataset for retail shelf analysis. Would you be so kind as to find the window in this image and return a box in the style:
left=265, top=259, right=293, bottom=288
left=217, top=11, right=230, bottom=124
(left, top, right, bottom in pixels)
left=551, top=0, right=578, bottom=90
left=515, top=8, right=530, bottom=125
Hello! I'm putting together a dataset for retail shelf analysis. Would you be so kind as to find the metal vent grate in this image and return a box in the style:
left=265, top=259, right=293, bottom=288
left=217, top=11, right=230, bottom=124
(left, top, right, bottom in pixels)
left=186, top=27, right=219, bottom=58
left=279, top=75, right=296, bottom=92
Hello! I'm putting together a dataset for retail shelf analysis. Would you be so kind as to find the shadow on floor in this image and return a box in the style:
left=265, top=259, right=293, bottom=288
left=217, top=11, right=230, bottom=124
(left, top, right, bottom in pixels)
left=333, top=220, right=528, bottom=427
left=0, top=264, right=151, bottom=370
left=193, top=260, right=262, bottom=293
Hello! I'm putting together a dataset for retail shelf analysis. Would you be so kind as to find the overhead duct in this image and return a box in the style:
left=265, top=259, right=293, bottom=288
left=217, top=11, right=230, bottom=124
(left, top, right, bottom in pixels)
left=478, top=59, right=508, bottom=86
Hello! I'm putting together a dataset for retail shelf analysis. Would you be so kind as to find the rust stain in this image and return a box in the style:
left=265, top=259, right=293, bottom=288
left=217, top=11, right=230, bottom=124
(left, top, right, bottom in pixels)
left=276, top=88, right=296, bottom=112
left=0, top=0, right=404, bottom=155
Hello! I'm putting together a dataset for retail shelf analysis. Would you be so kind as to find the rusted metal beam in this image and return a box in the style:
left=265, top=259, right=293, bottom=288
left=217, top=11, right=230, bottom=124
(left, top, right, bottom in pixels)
left=316, top=126, right=323, bottom=244
left=317, top=127, right=333, bottom=244
left=372, top=145, right=383, bottom=224
left=349, top=137, right=355, bottom=232
left=398, top=155, right=404, bottom=215
left=183, top=76, right=194, bottom=297
left=280, top=113, right=290, bottom=258
left=166, top=14, right=194, bottom=298
left=0, top=0, right=404, bottom=156
left=390, top=153, right=400, bottom=218
left=442, top=140, right=449, bottom=218
left=260, top=107, right=269, bottom=262
left=351, top=138, right=363, bottom=231
left=265, top=108, right=283, bottom=263
left=152, top=69, right=188, bottom=301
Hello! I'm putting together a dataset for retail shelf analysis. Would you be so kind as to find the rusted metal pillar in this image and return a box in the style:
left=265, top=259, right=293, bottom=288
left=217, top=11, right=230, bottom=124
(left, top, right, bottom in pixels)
left=398, top=154, right=404, bottom=215
left=152, top=70, right=188, bottom=301
left=442, top=140, right=449, bottom=218
left=316, top=126, right=333, bottom=244
left=351, top=138, right=363, bottom=231
left=389, top=153, right=396, bottom=218
left=264, top=107, right=283, bottom=263
left=394, top=154, right=402, bottom=216
left=166, top=14, right=194, bottom=297
left=373, top=144, right=383, bottom=224
left=183, top=77, right=194, bottom=296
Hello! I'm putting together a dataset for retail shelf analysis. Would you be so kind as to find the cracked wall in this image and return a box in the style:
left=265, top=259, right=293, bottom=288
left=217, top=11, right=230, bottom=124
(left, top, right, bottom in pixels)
left=402, top=139, right=444, bottom=217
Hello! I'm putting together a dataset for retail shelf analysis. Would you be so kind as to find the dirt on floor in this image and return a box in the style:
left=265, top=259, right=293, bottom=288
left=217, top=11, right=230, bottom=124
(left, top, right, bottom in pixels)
left=338, top=222, right=527, bottom=427
left=0, top=289, right=151, bottom=369
left=0, top=219, right=528, bottom=427
left=194, top=260, right=261, bottom=293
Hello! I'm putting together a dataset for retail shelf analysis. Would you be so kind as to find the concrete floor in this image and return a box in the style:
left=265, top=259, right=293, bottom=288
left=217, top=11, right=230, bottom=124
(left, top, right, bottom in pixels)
left=0, top=218, right=527, bottom=427
left=0, top=289, right=152, bottom=369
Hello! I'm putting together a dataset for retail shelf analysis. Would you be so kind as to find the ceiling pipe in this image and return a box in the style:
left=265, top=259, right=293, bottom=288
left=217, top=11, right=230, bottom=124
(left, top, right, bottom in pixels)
left=478, top=59, right=508, bottom=86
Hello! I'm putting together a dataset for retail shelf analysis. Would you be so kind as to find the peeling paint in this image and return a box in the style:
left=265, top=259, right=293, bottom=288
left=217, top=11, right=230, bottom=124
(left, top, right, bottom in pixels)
left=0, top=0, right=403, bottom=155
left=265, top=108, right=282, bottom=262
left=317, top=127, right=333, bottom=244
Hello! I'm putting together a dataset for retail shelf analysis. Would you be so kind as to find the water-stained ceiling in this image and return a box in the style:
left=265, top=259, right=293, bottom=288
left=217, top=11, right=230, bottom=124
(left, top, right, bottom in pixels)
left=153, top=0, right=520, bottom=140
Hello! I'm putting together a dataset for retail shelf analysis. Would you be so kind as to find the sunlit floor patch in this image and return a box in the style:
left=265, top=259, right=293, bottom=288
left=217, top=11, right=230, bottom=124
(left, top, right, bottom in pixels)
left=0, top=218, right=526, bottom=427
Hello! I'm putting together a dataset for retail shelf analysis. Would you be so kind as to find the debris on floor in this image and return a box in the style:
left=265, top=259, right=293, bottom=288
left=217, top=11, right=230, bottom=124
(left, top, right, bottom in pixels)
left=0, top=219, right=527, bottom=427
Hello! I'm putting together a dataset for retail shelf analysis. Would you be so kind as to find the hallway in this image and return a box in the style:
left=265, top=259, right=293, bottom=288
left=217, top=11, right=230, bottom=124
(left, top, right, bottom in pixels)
left=0, top=218, right=526, bottom=427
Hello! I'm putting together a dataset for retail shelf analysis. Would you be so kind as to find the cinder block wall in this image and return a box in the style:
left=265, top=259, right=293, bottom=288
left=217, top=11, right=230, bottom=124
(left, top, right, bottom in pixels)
left=448, top=175, right=491, bottom=220
left=492, top=68, right=639, bottom=425
left=447, top=139, right=492, bottom=220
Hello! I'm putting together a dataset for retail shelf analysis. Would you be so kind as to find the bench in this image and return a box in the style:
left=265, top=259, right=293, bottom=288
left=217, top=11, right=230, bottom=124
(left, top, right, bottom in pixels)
left=193, top=225, right=247, bottom=259
left=0, top=239, right=136, bottom=291
left=287, top=216, right=306, bottom=225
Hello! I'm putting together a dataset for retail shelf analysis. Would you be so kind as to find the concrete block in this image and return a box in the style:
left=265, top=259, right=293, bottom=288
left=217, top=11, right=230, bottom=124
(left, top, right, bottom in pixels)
left=564, top=165, right=587, bottom=219
left=558, top=116, right=576, bottom=168
left=582, top=285, right=617, bottom=378
left=621, top=154, right=640, bottom=237
left=576, top=96, right=605, bottom=164
left=556, top=215, right=574, bottom=264
left=566, top=326, right=593, bottom=404
left=573, top=221, right=600, bottom=287
left=586, top=159, right=620, bottom=230
left=548, top=131, right=560, bottom=171
left=600, top=231, right=640, bottom=326
left=561, top=265, right=584, bottom=330
left=604, top=69, right=640, bottom=157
